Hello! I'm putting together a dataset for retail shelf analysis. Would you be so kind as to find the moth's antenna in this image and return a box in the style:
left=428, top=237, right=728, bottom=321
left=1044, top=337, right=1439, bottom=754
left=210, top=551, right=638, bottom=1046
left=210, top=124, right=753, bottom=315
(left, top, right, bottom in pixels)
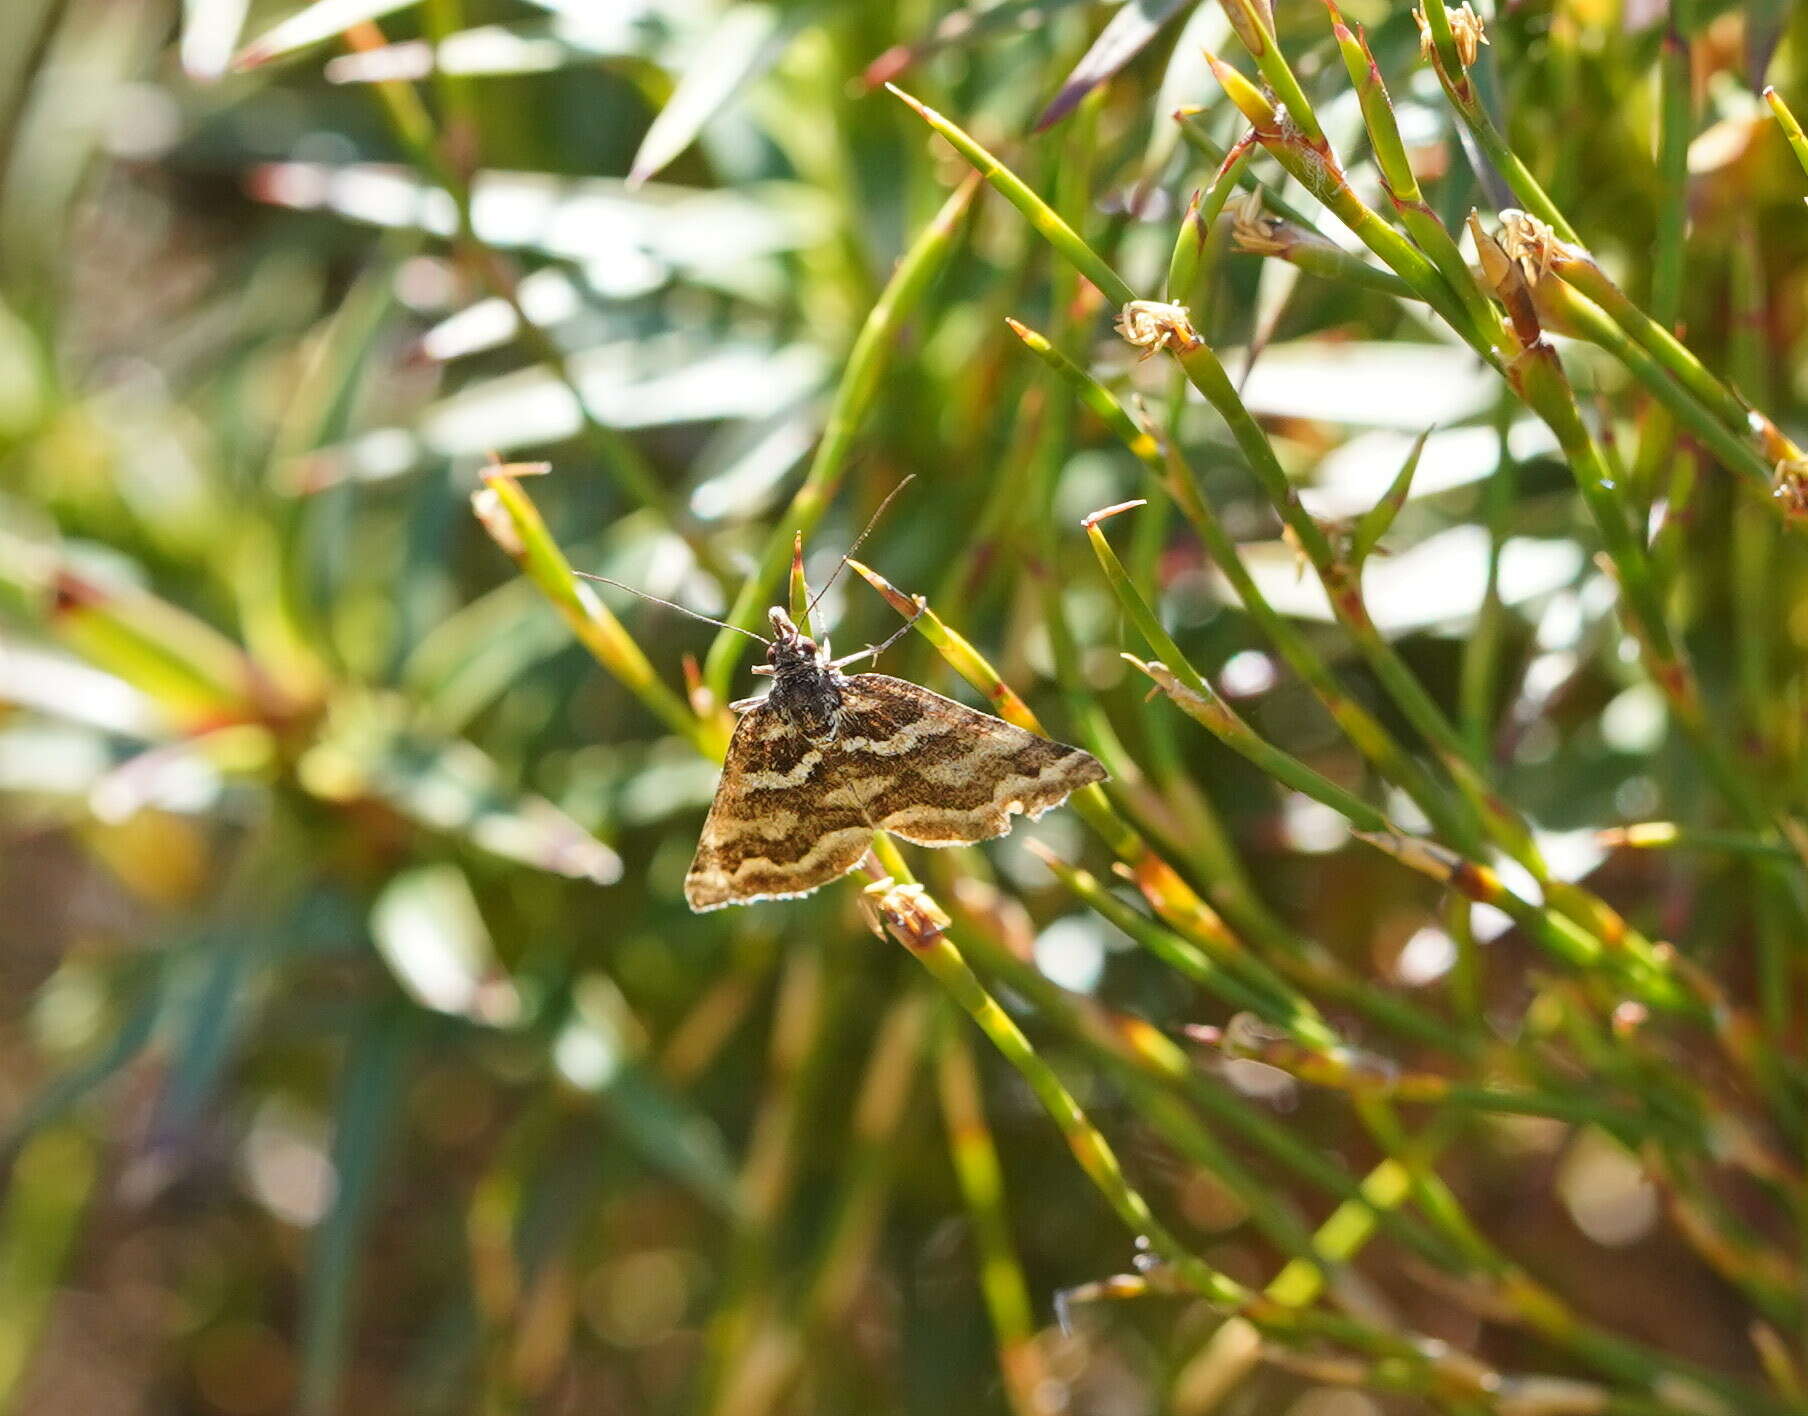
left=804, top=475, right=916, bottom=620
left=573, top=571, right=771, bottom=644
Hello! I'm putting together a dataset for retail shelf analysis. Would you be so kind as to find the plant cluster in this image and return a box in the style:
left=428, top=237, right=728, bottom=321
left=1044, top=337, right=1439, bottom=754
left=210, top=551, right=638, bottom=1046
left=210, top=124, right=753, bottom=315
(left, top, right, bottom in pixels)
left=5, top=1, right=1808, bottom=1413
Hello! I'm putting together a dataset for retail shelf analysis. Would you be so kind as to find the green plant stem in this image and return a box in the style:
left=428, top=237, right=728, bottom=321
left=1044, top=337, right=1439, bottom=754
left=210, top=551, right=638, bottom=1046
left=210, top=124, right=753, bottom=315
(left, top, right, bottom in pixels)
left=1460, top=400, right=1513, bottom=759
left=1328, top=8, right=1499, bottom=339
left=702, top=172, right=980, bottom=697
left=869, top=848, right=1658, bottom=1399
left=850, top=558, right=1458, bottom=1055
left=888, top=85, right=1547, bottom=876
left=866, top=836, right=1238, bottom=1303
left=1034, top=844, right=1336, bottom=1048
left=1599, top=823, right=1797, bottom=860
left=1541, top=267, right=1784, bottom=487
left=1417, top=0, right=1578, bottom=243
left=1550, top=247, right=1802, bottom=467
left=956, top=890, right=1790, bottom=1415
left=1498, top=333, right=1777, bottom=839
left=889, top=88, right=1131, bottom=305
left=800, top=986, right=932, bottom=1333
left=1651, top=2, right=1691, bottom=328
left=1765, top=86, right=1808, bottom=183
left=935, top=1020, right=1055, bottom=1416
left=1200, top=51, right=1492, bottom=350
left=700, top=945, right=838, bottom=1414
left=1172, top=336, right=1529, bottom=861
left=1174, top=114, right=1320, bottom=231
left=1086, top=514, right=1389, bottom=836
left=1006, top=318, right=1475, bottom=849
left=939, top=886, right=1470, bottom=1273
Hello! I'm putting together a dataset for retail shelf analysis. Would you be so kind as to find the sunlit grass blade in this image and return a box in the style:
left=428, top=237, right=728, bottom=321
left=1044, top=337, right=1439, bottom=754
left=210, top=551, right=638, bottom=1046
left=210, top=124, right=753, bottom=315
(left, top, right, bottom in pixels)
left=233, top=0, right=423, bottom=69
left=1034, top=0, right=1189, bottom=132
left=886, top=87, right=1134, bottom=307
left=470, top=466, right=716, bottom=755
left=298, top=1007, right=417, bottom=1416
left=46, top=569, right=263, bottom=730
left=1415, top=0, right=1577, bottom=243
left=629, top=4, right=808, bottom=186
left=935, top=1024, right=1052, bottom=1416
left=0, top=1128, right=97, bottom=1412
left=1764, top=86, right=1808, bottom=186
left=702, top=172, right=980, bottom=696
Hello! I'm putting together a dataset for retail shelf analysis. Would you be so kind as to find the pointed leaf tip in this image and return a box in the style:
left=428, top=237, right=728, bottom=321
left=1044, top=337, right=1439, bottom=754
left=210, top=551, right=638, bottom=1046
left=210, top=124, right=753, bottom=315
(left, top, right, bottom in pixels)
left=885, top=82, right=926, bottom=115
left=1082, top=499, right=1148, bottom=530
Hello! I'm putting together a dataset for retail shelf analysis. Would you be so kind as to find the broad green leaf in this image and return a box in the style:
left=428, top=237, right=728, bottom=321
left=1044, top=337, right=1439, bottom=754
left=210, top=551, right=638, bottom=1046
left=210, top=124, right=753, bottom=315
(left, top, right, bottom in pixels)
left=299, top=695, right=623, bottom=883
left=233, top=0, right=424, bottom=69
left=371, top=864, right=521, bottom=1026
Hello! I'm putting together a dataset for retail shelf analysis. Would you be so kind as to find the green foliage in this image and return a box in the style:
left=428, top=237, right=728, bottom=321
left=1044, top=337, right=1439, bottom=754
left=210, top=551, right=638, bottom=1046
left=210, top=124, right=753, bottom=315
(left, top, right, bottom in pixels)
left=6, top=1, right=1808, bottom=1413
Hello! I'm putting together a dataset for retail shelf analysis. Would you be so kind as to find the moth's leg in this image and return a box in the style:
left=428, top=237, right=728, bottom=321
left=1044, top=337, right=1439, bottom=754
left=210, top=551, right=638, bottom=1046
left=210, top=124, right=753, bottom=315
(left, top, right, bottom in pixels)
left=729, top=695, right=765, bottom=713
left=829, top=600, right=925, bottom=670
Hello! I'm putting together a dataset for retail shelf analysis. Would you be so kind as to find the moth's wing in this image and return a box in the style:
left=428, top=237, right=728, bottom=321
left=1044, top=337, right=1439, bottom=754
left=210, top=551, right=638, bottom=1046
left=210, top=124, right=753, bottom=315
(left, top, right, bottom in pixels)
left=833, top=675, right=1107, bottom=847
left=684, top=702, right=872, bottom=911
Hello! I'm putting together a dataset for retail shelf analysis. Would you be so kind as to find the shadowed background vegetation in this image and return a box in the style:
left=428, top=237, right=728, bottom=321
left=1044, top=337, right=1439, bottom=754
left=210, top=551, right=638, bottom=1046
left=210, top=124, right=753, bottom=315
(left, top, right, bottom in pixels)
left=6, top=0, right=1808, bottom=1412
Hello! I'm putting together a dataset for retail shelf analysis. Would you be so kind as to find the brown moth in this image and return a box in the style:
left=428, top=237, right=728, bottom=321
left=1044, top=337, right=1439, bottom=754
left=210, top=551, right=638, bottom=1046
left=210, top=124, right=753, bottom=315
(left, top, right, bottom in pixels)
left=684, top=607, right=1106, bottom=912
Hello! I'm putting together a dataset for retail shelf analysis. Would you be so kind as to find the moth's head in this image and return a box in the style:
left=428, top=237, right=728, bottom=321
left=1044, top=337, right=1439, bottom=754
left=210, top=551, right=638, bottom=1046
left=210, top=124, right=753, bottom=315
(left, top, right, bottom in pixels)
left=763, top=607, right=825, bottom=673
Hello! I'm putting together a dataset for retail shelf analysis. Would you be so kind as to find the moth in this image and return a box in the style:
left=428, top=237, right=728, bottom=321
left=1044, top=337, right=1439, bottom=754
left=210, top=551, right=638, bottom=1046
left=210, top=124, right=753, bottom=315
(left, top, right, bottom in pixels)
left=579, top=483, right=1106, bottom=912
left=682, top=604, right=1106, bottom=911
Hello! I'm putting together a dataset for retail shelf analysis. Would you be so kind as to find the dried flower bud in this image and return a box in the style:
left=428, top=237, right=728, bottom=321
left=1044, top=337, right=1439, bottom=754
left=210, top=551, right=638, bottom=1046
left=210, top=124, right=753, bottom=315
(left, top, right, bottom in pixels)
left=1229, top=191, right=1289, bottom=256
left=1497, top=208, right=1567, bottom=284
left=864, top=880, right=951, bottom=947
left=1114, top=299, right=1202, bottom=360
left=1415, top=3, right=1488, bottom=68
left=1772, top=457, right=1808, bottom=518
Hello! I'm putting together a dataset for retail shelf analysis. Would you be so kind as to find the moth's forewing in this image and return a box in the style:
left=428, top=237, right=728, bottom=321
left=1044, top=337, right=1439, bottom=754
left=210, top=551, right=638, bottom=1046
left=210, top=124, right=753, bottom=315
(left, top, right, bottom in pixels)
left=683, top=702, right=873, bottom=911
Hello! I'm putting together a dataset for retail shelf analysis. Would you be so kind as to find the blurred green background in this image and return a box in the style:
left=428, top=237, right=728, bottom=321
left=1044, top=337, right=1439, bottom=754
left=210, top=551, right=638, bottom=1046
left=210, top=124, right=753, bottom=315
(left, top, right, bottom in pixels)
left=6, top=0, right=1808, bottom=1413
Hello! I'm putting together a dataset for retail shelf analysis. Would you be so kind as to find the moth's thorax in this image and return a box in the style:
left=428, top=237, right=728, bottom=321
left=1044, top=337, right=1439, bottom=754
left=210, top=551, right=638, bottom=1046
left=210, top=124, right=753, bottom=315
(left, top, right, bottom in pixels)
left=768, top=660, right=846, bottom=738
left=764, top=605, right=845, bottom=739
